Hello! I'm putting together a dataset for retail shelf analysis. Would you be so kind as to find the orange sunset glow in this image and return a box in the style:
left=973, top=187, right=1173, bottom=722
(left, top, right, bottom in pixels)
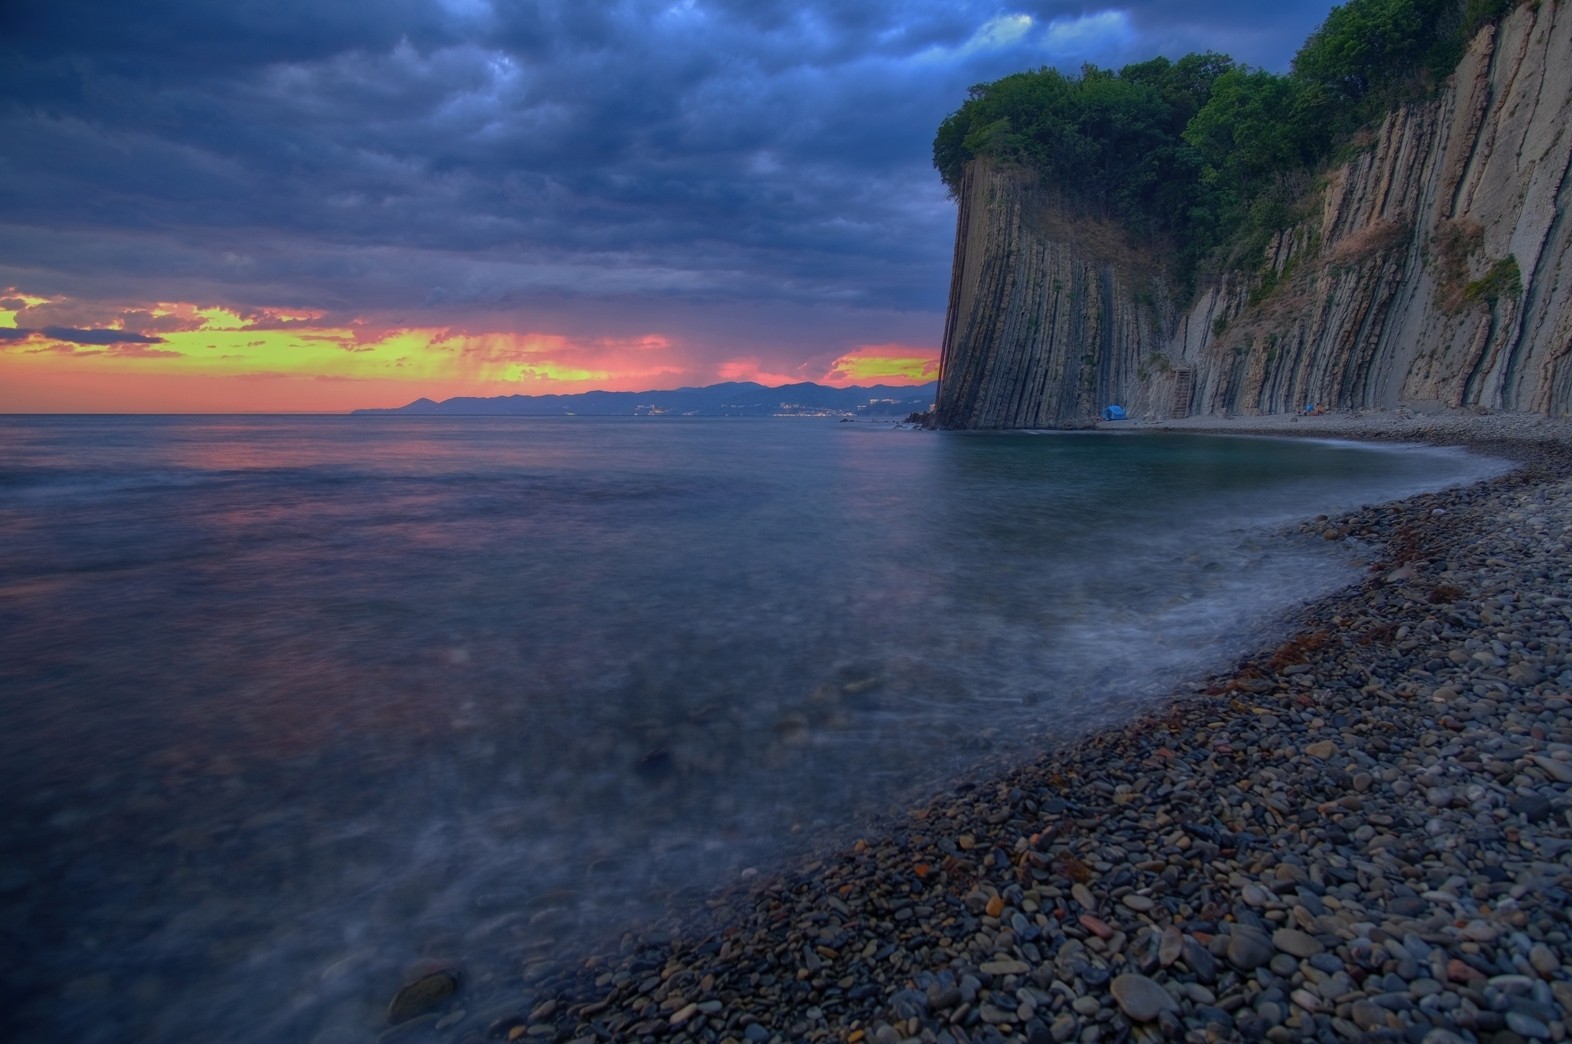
left=0, top=290, right=938, bottom=413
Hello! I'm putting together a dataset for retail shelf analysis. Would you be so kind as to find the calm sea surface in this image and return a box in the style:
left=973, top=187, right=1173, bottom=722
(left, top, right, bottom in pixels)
left=0, top=416, right=1502, bottom=1042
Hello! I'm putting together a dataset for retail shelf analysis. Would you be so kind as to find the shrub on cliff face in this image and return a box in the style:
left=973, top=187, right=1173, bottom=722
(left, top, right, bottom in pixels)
left=1464, top=256, right=1523, bottom=306
left=1431, top=218, right=1485, bottom=310
left=1430, top=220, right=1522, bottom=311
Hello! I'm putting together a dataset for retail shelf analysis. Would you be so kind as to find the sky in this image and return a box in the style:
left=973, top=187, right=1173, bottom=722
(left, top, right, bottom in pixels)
left=1, top=1, right=1341, bottom=412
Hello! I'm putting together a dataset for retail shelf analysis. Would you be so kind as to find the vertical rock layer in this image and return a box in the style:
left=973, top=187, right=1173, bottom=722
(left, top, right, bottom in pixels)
left=935, top=1, right=1572, bottom=426
left=934, top=163, right=1175, bottom=428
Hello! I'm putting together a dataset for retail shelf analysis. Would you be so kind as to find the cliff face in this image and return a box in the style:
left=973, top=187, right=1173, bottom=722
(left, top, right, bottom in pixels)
left=935, top=1, right=1572, bottom=426
left=933, top=162, right=1177, bottom=428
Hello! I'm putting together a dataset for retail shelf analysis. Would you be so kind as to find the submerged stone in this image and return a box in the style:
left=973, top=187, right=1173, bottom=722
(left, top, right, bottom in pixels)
left=388, top=969, right=460, bottom=1024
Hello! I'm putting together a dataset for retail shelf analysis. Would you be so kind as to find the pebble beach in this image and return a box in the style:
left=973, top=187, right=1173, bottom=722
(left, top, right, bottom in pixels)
left=397, top=409, right=1572, bottom=1044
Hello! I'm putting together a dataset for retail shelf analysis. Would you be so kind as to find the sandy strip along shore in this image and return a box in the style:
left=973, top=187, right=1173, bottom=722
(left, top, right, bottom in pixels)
left=411, top=410, right=1572, bottom=1044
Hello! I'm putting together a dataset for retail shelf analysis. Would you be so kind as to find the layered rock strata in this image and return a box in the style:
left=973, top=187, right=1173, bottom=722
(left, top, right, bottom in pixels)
left=935, top=1, right=1572, bottom=426
left=933, top=165, right=1175, bottom=428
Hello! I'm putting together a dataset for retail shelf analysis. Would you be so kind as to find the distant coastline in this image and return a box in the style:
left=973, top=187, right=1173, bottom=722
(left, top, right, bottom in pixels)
left=352, top=380, right=937, bottom=418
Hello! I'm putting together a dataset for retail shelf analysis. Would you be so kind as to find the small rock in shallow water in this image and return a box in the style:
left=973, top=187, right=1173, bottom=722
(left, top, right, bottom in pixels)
left=387, top=969, right=459, bottom=1024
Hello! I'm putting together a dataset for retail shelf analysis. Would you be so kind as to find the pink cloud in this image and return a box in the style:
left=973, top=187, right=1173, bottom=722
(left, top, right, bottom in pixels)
left=716, top=357, right=816, bottom=386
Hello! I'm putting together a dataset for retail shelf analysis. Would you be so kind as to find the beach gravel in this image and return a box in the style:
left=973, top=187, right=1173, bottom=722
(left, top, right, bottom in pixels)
left=426, top=410, right=1572, bottom=1044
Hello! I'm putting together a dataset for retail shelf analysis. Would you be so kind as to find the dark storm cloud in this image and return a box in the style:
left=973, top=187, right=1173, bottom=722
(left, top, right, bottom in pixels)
left=0, top=324, right=176, bottom=354
left=38, top=326, right=168, bottom=346
left=0, top=0, right=1339, bottom=324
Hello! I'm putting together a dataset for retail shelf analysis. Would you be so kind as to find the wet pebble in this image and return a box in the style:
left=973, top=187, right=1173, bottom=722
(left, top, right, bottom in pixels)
left=1228, top=926, right=1275, bottom=971
left=1110, top=973, right=1178, bottom=1022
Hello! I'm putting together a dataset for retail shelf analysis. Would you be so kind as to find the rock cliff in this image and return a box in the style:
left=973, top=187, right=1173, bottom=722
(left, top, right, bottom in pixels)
left=932, top=164, right=1178, bottom=428
left=934, top=1, right=1572, bottom=426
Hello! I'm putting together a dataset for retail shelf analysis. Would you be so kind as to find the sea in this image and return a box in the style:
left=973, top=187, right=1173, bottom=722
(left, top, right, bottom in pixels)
left=0, top=415, right=1505, bottom=1043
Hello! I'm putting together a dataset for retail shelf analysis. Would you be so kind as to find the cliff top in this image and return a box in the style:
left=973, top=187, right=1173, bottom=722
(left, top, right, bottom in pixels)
left=934, top=0, right=1535, bottom=286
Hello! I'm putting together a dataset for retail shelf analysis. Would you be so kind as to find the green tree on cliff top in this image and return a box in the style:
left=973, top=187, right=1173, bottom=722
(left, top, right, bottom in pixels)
left=933, top=0, right=1528, bottom=285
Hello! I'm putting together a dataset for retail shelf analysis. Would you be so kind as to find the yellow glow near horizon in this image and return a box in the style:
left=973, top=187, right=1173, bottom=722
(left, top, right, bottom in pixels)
left=825, top=344, right=939, bottom=384
left=0, top=291, right=702, bottom=410
left=1, top=290, right=939, bottom=412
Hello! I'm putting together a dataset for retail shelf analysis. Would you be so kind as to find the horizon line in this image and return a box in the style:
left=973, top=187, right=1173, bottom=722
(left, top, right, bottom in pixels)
left=0, top=377, right=940, bottom=417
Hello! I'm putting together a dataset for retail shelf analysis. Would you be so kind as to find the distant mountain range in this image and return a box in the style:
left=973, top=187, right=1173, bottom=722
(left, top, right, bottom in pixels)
left=353, top=381, right=938, bottom=418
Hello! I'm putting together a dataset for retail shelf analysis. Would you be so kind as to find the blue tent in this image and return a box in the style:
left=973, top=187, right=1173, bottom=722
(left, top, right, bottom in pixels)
left=1101, top=404, right=1127, bottom=421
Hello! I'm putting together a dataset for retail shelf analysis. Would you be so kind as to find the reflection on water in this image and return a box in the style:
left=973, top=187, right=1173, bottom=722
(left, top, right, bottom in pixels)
left=0, top=417, right=1501, bottom=1043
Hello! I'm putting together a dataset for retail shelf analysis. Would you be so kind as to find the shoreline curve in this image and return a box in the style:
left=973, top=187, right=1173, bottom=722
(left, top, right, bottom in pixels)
left=426, top=409, right=1572, bottom=1044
